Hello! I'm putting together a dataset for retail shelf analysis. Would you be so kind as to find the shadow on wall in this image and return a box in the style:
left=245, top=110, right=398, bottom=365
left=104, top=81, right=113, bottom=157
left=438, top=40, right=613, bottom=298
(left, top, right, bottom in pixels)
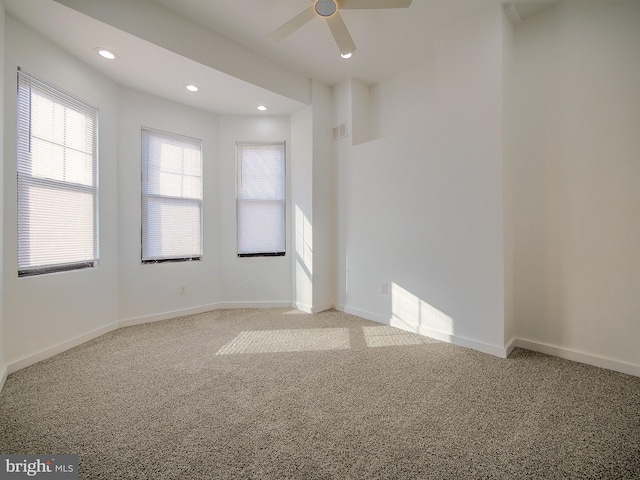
left=390, top=283, right=454, bottom=342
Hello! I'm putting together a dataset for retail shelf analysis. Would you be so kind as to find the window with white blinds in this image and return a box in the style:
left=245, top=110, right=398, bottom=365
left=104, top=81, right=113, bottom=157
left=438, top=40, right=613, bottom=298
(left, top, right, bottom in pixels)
left=16, top=70, right=99, bottom=277
left=141, top=128, right=202, bottom=263
left=236, top=142, right=286, bottom=257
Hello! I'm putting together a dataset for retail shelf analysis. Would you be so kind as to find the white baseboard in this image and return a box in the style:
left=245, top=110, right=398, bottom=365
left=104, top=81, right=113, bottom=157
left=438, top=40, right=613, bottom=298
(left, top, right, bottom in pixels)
left=343, top=304, right=510, bottom=358
left=343, top=305, right=389, bottom=324
left=216, top=301, right=294, bottom=310
left=514, top=338, right=640, bottom=377
left=414, top=324, right=510, bottom=358
left=341, top=307, right=637, bottom=373
left=119, top=301, right=294, bottom=328
left=0, top=365, right=7, bottom=394
left=310, top=303, right=334, bottom=314
left=6, top=305, right=636, bottom=383
left=7, top=322, right=119, bottom=375
left=295, top=303, right=313, bottom=314
left=119, top=303, right=221, bottom=328
left=6, top=302, right=294, bottom=377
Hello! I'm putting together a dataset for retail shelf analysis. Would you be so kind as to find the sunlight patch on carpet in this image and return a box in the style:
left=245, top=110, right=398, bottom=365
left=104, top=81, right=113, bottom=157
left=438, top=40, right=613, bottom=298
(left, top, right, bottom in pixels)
left=216, top=328, right=350, bottom=354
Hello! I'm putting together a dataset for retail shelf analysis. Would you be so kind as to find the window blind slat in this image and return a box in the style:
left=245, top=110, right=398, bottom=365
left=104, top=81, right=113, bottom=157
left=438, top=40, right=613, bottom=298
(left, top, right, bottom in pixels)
left=236, top=142, right=286, bottom=256
left=141, top=128, right=203, bottom=262
left=17, top=70, right=98, bottom=276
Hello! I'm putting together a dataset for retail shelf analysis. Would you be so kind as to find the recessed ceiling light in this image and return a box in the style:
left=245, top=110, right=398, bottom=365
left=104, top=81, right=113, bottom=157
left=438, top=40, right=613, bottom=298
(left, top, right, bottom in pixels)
left=257, top=105, right=269, bottom=111
left=95, top=48, right=117, bottom=60
left=185, top=84, right=199, bottom=92
left=341, top=52, right=352, bottom=59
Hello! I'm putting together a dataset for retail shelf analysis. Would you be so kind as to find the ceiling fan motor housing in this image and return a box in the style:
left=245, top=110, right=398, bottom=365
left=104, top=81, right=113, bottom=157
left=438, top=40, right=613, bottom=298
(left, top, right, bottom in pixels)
left=315, top=0, right=338, bottom=17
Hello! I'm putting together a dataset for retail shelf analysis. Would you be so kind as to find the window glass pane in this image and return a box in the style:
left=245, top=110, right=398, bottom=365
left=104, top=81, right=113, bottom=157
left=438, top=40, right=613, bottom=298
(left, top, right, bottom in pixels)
left=19, top=185, right=95, bottom=267
left=237, top=201, right=286, bottom=254
left=31, top=138, right=64, bottom=181
left=142, top=128, right=203, bottom=262
left=17, top=70, right=98, bottom=276
left=236, top=142, right=286, bottom=256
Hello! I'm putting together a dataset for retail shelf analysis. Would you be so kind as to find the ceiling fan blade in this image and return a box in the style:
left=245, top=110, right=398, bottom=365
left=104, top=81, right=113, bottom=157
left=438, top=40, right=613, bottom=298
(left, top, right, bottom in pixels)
left=326, top=11, right=356, bottom=56
left=339, top=0, right=413, bottom=9
left=267, top=6, right=316, bottom=42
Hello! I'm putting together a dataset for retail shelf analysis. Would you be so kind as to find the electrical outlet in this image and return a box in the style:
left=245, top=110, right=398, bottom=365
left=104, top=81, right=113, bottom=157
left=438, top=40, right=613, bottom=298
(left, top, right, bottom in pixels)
left=179, top=285, right=187, bottom=295
left=381, top=282, right=389, bottom=294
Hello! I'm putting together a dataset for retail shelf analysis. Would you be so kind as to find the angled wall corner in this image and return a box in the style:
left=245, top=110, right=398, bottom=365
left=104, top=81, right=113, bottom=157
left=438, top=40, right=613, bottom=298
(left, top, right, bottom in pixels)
left=291, top=106, right=314, bottom=312
left=310, top=80, right=334, bottom=311
left=331, top=77, right=372, bottom=146
left=290, top=80, right=335, bottom=313
left=335, top=4, right=510, bottom=356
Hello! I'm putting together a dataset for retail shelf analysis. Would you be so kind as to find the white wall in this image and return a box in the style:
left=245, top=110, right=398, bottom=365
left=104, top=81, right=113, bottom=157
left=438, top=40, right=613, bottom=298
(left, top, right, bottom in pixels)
left=117, top=88, right=222, bottom=323
left=350, top=78, right=370, bottom=146
left=218, top=115, right=293, bottom=306
left=3, top=15, right=120, bottom=368
left=290, top=80, right=334, bottom=313
left=370, top=62, right=434, bottom=141
left=291, top=80, right=336, bottom=313
left=0, top=0, right=6, bottom=386
left=4, top=0, right=639, bottom=379
left=1, top=13, right=300, bottom=371
left=310, top=81, right=334, bottom=312
left=291, top=106, right=314, bottom=311
left=333, top=80, right=351, bottom=310
left=502, top=9, right=515, bottom=347
left=431, top=5, right=506, bottom=352
left=336, top=5, right=509, bottom=356
left=512, top=0, right=640, bottom=371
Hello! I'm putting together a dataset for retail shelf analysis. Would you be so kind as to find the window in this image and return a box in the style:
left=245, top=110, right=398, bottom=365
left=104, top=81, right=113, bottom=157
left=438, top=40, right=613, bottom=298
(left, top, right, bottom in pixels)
left=16, top=70, right=98, bottom=277
left=236, top=141, right=286, bottom=257
left=141, top=128, right=202, bottom=263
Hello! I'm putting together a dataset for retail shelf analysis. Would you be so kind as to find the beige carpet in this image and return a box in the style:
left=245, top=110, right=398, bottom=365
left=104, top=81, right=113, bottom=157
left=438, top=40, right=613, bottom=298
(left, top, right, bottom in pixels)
left=1, top=308, right=639, bottom=479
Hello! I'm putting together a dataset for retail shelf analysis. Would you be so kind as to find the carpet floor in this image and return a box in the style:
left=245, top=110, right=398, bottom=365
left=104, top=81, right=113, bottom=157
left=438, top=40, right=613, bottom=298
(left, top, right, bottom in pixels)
left=1, top=308, right=639, bottom=479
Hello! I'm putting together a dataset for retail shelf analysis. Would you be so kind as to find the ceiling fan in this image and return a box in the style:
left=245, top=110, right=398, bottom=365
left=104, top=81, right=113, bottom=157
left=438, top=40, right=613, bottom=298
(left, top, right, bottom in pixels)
left=268, top=0, right=413, bottom=57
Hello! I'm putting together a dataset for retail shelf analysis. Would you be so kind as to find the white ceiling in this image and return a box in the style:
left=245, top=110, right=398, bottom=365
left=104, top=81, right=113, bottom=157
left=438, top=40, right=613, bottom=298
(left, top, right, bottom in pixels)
left=148, top=0, right=559, bottom=86
left=3, top=0, right=560, bottom=115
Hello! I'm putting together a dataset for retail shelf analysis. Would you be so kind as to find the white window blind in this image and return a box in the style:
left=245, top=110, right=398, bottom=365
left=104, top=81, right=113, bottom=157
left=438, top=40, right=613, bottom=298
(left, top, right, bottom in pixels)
left=17, top=70, right=98, bottom=277
left=141, top=128, right=202, bottom=262
left=236, top=142, right=286, bottom=256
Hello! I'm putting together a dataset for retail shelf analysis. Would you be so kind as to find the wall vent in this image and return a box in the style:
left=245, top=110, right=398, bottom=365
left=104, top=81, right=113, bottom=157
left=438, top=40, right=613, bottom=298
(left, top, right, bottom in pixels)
left=332, top=122, right=347, bottom=140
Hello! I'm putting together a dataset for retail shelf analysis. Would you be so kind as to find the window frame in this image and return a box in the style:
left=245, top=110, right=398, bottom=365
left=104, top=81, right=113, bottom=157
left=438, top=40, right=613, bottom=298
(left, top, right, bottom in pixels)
left=140, top=127, right=203, bottom=264
left=236, top=141, right=286, bottom=258
left=16, top=69, right=99, bottom=278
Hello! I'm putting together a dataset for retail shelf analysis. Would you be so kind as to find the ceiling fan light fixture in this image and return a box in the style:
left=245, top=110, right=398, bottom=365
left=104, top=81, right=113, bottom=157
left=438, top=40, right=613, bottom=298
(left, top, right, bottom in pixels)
left=268, top=0, right=411, bottom=61
left=315, top=0, right=338, bottom=17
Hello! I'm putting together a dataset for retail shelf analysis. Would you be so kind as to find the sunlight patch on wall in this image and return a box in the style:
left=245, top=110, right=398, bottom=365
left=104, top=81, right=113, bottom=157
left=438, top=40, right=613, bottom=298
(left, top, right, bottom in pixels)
left=295, top=204, right=313, bottom=309
left=295, top=204, right=313, bottom=274
left=390, top=283, right=453, bottom=335
left=362, top=325, right=441, bottom=348
left=295, top=261, right=313, bottom=309
left=216, top=328, right=350, bottom=355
